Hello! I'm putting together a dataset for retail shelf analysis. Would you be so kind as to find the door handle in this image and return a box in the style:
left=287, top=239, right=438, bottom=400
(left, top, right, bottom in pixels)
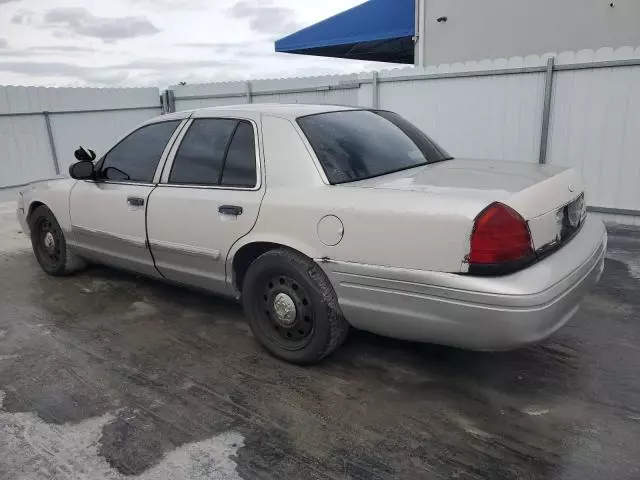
left=218, top=205, right=243, bottom=216
left=127, top=197, right=145, bottom=207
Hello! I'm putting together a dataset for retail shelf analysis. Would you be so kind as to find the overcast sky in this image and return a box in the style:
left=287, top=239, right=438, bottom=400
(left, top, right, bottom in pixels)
left=0, top=0, right=388, bottom=87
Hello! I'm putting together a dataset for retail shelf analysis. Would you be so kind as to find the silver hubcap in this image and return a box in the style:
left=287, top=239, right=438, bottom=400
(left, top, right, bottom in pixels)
left=44, top=232, right=55, bottom=251
left=273, top=293, right=297, bottom=326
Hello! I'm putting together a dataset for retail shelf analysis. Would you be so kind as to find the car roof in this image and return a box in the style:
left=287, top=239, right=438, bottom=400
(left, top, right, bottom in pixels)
left=150, top=103, right=361, bottom=123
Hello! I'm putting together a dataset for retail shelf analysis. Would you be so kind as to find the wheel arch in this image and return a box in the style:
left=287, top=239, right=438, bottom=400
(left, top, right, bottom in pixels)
left=26, top=201, right=46, bottom=225
left=22, top=179, right=76, bottom=234
left=227, top=235, right=323, bottom=293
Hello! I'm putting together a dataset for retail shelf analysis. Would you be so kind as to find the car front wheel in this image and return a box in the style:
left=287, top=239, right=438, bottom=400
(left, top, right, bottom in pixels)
left=29, top=205, right=86, bottom=276
left=242, top=248, right=349, bottom=365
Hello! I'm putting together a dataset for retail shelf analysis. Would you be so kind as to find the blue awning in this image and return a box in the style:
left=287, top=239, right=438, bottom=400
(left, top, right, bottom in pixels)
left=275, top=0, right=415, bottom=64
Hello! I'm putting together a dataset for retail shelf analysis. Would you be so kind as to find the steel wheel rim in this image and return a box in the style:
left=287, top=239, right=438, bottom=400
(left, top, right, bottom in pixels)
left=258, top=274, right=315, bottom=350
left=35, top=218, right=62, bottom=269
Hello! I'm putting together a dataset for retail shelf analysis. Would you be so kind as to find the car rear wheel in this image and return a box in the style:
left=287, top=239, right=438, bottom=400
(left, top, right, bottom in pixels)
left=30, top=205, right=86, bottom=276
left=242, top=248, right=349, bottom=365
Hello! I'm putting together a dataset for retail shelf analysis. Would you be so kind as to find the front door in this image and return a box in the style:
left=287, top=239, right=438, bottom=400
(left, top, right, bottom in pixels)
left=69, top=120, right=183, bottom=277
left=147, top=117, right=264, bottom=293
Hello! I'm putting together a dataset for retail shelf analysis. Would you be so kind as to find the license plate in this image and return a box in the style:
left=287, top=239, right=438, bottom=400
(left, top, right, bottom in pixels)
left=566, top=194, right=585, bottom=228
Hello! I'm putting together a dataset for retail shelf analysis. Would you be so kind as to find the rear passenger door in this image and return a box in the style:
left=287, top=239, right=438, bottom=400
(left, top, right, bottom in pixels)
left=146, top=116, right=264, bottom=294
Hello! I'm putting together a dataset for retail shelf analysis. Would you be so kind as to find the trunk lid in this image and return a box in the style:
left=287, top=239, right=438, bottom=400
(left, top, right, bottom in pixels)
left=343, top=158, right=585, bottom=251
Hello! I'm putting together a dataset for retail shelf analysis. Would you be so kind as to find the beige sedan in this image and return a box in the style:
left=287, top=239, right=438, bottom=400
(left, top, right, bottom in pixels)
left=17, top=104, right=606, bottom=364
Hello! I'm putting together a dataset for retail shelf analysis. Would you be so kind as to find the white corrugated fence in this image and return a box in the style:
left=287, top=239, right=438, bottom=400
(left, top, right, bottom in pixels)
left=0, top=86, right=161, bottom=189
left=1, top=46, right=639, bottom=225
left=168, top=46, right=640, bottom=225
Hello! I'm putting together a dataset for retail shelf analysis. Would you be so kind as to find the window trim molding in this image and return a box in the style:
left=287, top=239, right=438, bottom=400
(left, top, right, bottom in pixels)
left=216, top=121, right=241, bottom=185
left=289, top=119, right=330, bottom=186
left=154, top=118, right=192, bottom=183
left=160, top=116, right=262, bottom=192
left=95, top=119, right=184, bottom=185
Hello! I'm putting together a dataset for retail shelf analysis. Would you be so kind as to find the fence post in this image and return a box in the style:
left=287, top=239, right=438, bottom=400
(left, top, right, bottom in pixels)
left=371, top=71, right=379, bottom=108
left=160, top=91, right=169, bottom=114
left=42, top=111, right=60, bottom=175
left=245, top=81, right=252, bottom=104
left=168, top=89, right=176, bottom=113
left=161, top=89, right=176, bottom=113
left=538, top=57, right=555, bottom=164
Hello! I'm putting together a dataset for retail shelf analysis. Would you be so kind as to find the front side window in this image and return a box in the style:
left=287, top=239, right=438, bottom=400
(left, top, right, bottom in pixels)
left=170, top=119, right=257, bottom=188
left=100, top=121, right=180, bottom=182
left=297, top=110, right=451, bottom=184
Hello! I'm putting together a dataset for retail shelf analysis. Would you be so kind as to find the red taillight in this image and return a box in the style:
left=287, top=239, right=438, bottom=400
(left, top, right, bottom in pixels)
left=469, top=203, right=533, bottom=269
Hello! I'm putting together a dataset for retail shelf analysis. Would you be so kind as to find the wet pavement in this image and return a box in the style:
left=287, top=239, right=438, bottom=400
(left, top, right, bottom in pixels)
left=0, top=203, right=639, bottom=479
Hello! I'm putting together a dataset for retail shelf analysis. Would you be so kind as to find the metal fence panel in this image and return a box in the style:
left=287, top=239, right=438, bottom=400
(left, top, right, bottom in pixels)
left=0, top=86, right=161, bottom=188
left=173, top=81, right=249, bottom=112
left=166, top=48, right=640, bottom=222
left=167, top=48, right=640, bottom=222
left=378, top=70, right=545, bottom=162
left=171, top=74, right=368, bottom=112
left=2, top=47, right=640, bottom=224
left=253, top=88, right=360, bottom=106
left=50, top=109, right=160, bottom=174
left=176, top=96, right=248, bottom=111
left=548, top=62, right=640, bottom=212
left=0, top=115, right=54, bottom=188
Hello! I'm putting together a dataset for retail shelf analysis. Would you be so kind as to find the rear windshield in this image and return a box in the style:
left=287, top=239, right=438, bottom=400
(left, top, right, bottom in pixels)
left=297, top=110, right=451, bottom=184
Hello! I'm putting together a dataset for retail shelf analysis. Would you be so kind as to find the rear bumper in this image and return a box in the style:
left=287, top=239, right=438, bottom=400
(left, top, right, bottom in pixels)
left=321, top=216, right=607, bottom=350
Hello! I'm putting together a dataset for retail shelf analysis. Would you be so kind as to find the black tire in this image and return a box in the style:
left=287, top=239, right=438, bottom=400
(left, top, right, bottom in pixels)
left=29, top=205, right=86, bottom=276
left=242, top=248, right=349, bottom=365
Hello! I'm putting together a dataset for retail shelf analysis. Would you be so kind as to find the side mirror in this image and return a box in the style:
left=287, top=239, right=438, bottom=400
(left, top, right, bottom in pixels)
left=74, top=146, right=96, bottom=162
left=69, top=161, right=95, bottom=180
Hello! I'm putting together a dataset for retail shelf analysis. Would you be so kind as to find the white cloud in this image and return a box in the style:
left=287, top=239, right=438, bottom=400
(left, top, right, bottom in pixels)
left=228, top=0, right=299, bottom=36
left=42, top=7, right=160, bottom=42
left=130, top=0, right=209, bottom=10
left=0, top=0, right=392, bottom=87
left=10, top=9, right=35, bottom=25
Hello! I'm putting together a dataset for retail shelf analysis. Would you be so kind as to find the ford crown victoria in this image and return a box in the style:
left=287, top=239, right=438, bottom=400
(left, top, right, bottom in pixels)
left=17, top=105, right=607, bottom=364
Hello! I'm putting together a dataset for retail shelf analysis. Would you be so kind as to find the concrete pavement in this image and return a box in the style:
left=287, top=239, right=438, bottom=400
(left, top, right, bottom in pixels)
left=0, top=202, right=639, bottom=479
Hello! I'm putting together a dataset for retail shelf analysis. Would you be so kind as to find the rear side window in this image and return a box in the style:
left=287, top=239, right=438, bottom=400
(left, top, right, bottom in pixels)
left=169, top=119, right=237, bottom=185
left=100, top=120, right=180, bottom=183
left=297, top=110, right=451, bottom=184
left=221, top=122, right=257, bottom=187
left=170, top=119, right=257, bottom=188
